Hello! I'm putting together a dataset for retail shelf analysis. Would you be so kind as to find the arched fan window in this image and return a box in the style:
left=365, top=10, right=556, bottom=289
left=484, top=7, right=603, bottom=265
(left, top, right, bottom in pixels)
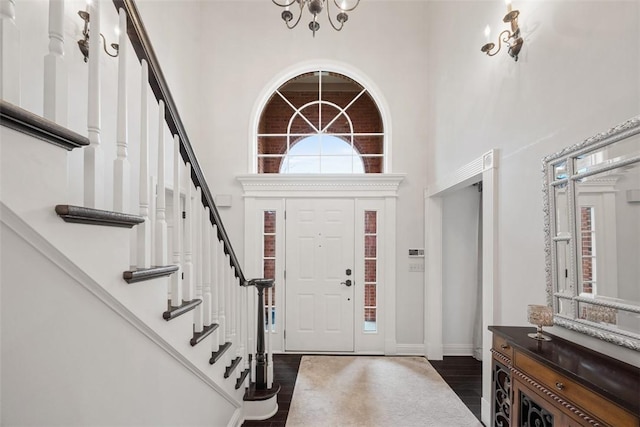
left=257, top=70, right=384, bottom=173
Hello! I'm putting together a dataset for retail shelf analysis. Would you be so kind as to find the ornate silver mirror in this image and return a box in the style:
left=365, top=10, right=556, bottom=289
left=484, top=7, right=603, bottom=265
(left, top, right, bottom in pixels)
left=543, top=116, right=640, bottom=351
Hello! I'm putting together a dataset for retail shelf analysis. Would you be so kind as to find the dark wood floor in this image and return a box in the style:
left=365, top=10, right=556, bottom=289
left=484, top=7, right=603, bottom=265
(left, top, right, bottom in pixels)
left=242, top=354, right=482, bottom=427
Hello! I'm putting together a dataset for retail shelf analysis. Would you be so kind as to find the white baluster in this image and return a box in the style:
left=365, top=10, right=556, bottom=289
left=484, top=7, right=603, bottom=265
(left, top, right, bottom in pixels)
left=217, top=241, right=227, bottom=345
left=225, top=255, right=232, bottom=342
left=137, top=60, right=151, bottom=268
left=232, top=266, right=237, bottom=343
left=113, top=8, right=129, bottom=212
left=183, top=164, right=194, bottom=302
left=193, top=187, right=203, bottom=333
left=202, top=206, right=212, bottom=326
left=171, top=135, right=182, bottom=306
left=84, top=0, right=104, bottom=209
left=0, top=0, right=20, bottom=105
left=267, top=284, right=273, bottom=388
left=211, top=224, right=219, bottom=342
left=155, top=100, right=168, bottom=266
left=43, top=0, right=66, bottom=124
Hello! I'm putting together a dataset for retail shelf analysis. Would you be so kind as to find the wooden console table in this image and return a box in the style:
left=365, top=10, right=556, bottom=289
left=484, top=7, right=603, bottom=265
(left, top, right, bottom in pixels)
left=489, top=326, right=640, bottom=427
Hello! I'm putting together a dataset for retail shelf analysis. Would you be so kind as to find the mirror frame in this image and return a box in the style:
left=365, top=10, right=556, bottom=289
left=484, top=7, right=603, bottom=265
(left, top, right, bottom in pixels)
left=543, top=115, right=640, bottom=352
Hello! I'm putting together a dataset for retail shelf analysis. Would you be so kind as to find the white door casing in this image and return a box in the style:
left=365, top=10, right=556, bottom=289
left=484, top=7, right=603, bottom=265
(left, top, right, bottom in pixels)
left=238, top=174, right=404, bottom=354
left=285, top=198, right=355, bottom=352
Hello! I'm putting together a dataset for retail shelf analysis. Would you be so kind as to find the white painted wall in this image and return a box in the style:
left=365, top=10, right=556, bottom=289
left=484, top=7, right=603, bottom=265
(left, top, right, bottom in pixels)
left=426, top=0, right=640, bottom=365
left=1, top=223, right=236, bottom=427
left=136, top=1, right=431, bottom=347
left=442, top=184, right=481, bottom=355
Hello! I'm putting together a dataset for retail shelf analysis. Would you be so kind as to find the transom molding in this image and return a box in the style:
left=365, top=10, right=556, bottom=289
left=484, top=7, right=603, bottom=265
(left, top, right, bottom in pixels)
left=237, top=174, right=405, bottom=198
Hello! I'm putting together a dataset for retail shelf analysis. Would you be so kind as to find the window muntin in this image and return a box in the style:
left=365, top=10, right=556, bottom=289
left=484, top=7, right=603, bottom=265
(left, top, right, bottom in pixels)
left=257, top=70, right=384, bottom=174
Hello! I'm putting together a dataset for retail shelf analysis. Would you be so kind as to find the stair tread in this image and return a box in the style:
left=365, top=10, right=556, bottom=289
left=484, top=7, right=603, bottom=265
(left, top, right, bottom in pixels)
left=162, top=299, right=201, bottom=321
left=243, top=382, right=281, bottom=401
left=1, top=100, right=89, bottom=151
left=190, top=323, right=218, bottom=346
left=123, top=265, right=179, bottom=284
left=224, top=356, right=242, bottom=378
left=55, top=205, right=144, bottom=228
left=235, top=368, right=250, bottom=390
left=210, top=342, right=232, bottom=365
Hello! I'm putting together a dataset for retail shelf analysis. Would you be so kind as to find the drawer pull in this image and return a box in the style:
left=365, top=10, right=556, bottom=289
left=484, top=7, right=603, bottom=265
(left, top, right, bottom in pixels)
left=555, top=382, right=565, bottom=391
left=500, top=344, right=509, bottom=350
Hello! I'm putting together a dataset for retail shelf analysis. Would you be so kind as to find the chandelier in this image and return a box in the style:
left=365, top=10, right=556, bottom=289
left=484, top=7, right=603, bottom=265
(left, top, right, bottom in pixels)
left=272, top=0, right=361, bottom=37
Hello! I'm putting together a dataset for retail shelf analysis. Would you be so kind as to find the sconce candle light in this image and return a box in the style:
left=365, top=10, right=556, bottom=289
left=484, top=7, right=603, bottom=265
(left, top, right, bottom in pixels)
left=77, top=7, right=119, bottom=63
left=272, top=0, right=360, bottom=37
left=527, top=304, right=554, bottom=341
left=481, top=0, right=524, bottom=61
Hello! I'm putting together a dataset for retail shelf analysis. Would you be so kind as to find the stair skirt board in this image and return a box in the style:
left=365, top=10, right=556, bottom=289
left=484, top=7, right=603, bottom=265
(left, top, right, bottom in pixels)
left=55, top=205, right=145, bottom=228
left=1, top=202, right=240, bottom=407
left=123, top=265, right=179, bottom=284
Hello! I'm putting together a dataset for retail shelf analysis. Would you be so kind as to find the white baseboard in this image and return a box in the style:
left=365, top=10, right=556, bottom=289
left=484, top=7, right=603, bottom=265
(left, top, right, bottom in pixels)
left=395, top=344, right=426, bottom=356
left=443, top=343, right=475, bottom=356
left=481, top=396, right=491, bottom=426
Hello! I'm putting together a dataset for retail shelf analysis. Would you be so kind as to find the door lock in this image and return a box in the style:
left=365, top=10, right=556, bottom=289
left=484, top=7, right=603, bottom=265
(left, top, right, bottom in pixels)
left=341, top=279, right=353, bottom=287
left=346, top=268, right=352, bottom=276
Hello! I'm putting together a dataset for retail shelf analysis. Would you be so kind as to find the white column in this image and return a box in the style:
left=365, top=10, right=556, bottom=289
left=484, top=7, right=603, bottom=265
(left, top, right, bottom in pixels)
left=0, top=0, right=20, bottom=105
left=43, top=0, right=67, bottom=124
left=137, top=60, right=151, bottom=269
left=155, top=100, right=168, bottom=266
left=113, top=8, right=129, bottom=212
left=84, top=0, right=104, bottom=209
left=183, top=164, right=194, bottom=301
left=202, top=206, right=212, bottom=326
left=193, top=187, right=203, bottom=333
left=170, top=135, right=182, bottom=306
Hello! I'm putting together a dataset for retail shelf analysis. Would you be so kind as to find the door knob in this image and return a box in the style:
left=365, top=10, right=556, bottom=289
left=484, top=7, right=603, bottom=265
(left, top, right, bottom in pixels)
left=341, top=279, right=352, bottom=287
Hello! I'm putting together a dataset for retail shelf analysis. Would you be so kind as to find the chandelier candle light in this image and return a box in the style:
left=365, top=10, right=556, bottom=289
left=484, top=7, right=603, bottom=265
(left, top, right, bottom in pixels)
left=527, top=304, right=554, bottom=341
left=272, top=0, right=360, bottom=37
left=481, top=0, right=524, bottom=61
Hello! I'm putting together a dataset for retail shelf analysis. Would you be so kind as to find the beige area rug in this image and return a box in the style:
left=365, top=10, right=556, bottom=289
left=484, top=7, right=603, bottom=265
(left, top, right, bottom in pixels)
left=285, top=356, right=483, bottom=427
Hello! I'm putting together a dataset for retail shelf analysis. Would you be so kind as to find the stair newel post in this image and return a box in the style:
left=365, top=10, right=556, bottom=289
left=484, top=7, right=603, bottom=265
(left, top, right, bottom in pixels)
left=202, top=206, right=212, bottom=327
left=113, top=8, right=129, bottom=213
left=170, top=135, right=182, bottom=306
left=136, top=59, right=151, bottom=268
left=193, top=186, right=203, bottom=333
left=210, top=224, right=219, bottom=342
left=0, top=0, right=20, bottom=105
left=183, top=164, right=194, bottom=302
left=43, top=0, right=67, bottom=125
left=84, top=0, right=104, bottom=209
left=155, top=100, right=168, bottom=266
left=250, top=279, right=274, bottom=390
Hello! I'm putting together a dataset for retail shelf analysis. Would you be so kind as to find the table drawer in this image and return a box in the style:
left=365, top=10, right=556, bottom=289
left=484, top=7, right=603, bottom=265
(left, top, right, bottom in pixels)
left=514, top=351, right=638, bottom=427
left=493, top=334, right=513, bottom=360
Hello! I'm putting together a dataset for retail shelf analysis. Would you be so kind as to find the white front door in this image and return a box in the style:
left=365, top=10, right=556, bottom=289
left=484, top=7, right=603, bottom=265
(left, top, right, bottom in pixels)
left=285, top=198, right=355, bottom=352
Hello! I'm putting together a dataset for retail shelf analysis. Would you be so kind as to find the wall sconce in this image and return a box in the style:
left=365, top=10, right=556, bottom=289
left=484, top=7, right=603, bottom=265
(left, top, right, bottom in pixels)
left=481, top=0, right=523, bottom=61
left=77, top=10, right=119, bottom=63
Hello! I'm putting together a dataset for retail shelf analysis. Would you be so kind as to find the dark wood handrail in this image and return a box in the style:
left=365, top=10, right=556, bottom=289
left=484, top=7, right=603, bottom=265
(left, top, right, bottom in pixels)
left=112, top=0, right=246, bottom=286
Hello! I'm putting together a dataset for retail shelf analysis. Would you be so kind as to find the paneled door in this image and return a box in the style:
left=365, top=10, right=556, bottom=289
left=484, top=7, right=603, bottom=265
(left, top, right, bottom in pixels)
left=285, top=198, right=355, bottom=352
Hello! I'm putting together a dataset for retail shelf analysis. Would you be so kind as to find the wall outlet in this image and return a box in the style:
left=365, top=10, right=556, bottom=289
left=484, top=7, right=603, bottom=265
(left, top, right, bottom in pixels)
left=409, top=263, right=424, bottom=272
